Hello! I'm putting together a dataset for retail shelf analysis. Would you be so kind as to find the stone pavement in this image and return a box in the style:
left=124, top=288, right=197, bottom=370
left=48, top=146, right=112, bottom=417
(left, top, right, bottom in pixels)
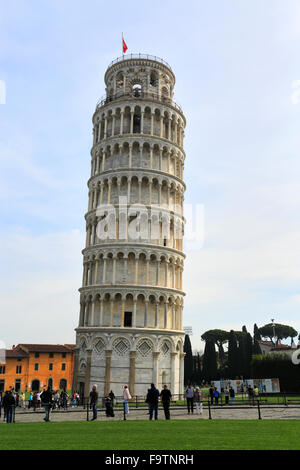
left=8, top=404, right=300, bottom=423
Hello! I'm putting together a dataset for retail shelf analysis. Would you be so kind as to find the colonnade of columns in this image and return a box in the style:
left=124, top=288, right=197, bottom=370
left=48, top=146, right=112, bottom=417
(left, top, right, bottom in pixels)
left=93, top=107, right=184, bottom=148
left=82, top=255, right=184, bottom=290
left=79, top=296, right=183, bottom=331
left=91, top=144, right=184, bottom=180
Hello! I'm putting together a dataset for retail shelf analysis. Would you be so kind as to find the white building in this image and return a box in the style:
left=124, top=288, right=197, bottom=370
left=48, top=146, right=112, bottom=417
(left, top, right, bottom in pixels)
left=73, top=54, right=186, bottom=398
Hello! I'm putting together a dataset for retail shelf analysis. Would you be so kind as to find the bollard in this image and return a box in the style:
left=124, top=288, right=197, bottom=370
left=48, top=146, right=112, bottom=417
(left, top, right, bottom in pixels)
left=257, top=400, right=262, bottom=420
left=123, top=402, right=126, bottom=421
left=208, top=399, right=212, bottom=420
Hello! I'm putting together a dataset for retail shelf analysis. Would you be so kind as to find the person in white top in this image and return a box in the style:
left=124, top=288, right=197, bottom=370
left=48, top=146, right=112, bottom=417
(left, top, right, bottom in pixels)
left=122, top=385, right=131, bottom=414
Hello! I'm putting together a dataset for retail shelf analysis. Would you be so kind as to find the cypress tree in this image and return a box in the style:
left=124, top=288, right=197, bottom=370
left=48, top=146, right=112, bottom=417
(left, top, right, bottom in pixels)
left=202, top=340, right=217, bottom=383
left=228, top=330, right=239, bottom=379
left=183, top=335, right=193, bottom=385
left=253, top=323, right=261, bottom=341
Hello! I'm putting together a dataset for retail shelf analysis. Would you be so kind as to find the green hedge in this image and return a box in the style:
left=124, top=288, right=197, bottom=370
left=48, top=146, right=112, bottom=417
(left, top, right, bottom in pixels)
left=251, top=353, right=300, bottom=392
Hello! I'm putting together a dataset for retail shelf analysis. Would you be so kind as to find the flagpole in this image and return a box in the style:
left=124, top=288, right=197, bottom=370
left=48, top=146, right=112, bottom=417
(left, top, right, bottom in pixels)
left=122, top=32, right=124, bottom=59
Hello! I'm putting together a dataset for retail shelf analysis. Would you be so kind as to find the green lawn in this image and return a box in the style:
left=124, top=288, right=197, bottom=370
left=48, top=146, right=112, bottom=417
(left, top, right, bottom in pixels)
left=0, top=420, right=299, bottom=450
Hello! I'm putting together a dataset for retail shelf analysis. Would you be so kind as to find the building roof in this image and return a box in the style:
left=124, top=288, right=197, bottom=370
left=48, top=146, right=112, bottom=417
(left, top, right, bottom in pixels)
left=14, top=344, right=75, bottom=353
left=5, top=349, right=28, bottom=358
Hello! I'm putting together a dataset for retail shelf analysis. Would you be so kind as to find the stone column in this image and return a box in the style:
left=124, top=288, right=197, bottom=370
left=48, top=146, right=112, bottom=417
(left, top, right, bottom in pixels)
left=141, top=111, right=144, bottom=134
left=129, top=351, right=137, bottom=397
left=170, top=352, right=177, bottom=395
left=179, top=352, right=185, bottom=397
left=132, top=299, right=137, bottom=328
left=144, top=300, right=149, bottom=327
left=154, top=302, right=158, bottom=328
left=104, top=350, right=112, bottom=396
left=84, top=349, right=92, bottom=399
left=110, top=299, right=114, bottom=327
left=72, top=348, right=80, bottom=393
left=99, top=299, right=104, bottom=326
left=151, top=113, right=154, bottom=135
left=104, top=116, right=108, bottom=139
left=120, top=110, right=124, bottom=135
left=112, top=114, right=116, bottom=136
left=152, top=351, right=160, bottom=385
left=130, top=111, right=134, bottom=134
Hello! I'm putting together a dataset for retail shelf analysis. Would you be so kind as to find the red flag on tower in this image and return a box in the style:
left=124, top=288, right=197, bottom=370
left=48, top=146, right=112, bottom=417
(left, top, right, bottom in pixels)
left=122, top=34, right=128, bottom=54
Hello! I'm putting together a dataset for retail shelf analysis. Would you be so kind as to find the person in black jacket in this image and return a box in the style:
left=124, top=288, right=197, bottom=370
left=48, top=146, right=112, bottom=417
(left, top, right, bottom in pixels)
left=146, top=383, right=159, bottom=420
left=160, top=385, right=172, bottom=420
left=40, top=387, right=53, bottom=422
left=3, top=390, right=15, bottom=423
left=90, top=385, right=98, bottom=421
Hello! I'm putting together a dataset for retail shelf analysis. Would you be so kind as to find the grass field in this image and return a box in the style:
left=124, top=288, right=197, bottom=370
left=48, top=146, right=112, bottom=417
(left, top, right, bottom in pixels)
left=0, top=420, right=299, bottom=450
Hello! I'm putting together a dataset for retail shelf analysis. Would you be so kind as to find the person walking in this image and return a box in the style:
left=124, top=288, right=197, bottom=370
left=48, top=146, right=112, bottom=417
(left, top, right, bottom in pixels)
left=194, top=387, right=203, bottom=415
left=40, top=387, right=53, bottom=422
left=123, top=385, right=131, bottom=415
left=185, top=384, right=194, bottom=414
left=146, top=383, right=159, bottom=420
left=160, top=385, right=172, bottom=420
left=229, top=386, right=235, bottom=404
left=3, top=390, right=15, bottom=423
left=254, top=385, right=259, bottom=400
left=89, top=385, right=98, bottom=421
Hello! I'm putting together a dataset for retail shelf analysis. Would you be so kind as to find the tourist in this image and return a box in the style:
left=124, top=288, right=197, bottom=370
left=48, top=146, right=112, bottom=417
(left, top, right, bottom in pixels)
left=33, top=392, right=38, bottom=411
left=185, top=383, right=194, bottom=414
left=3, top=390, right=15, bottom=423
left=146, top=383, right=160, bottom=420
left=123, top=385, right=131, bottom=414
left=108, top=390, right=115, bottom=405
left=28, top=392, right=33, bottom=409
left=40, top=387, right=53, bottom=422
left=254, top=385, right=259, bottom=399
left=20, top=391, right=26, bottom=408
left=194, top=387, right=203, bottom=415
left=37, top=391, right=41, bottom=408
left=209, top=384, right=214, bottom=405
left=105, top=396, right=115, bottom=417
left=229, top=386, right=235, bottom=404
left=224, top=387, right=230, bottom=405
left=248, top=386, right=254, bottom=405
left=60, top=390, right=68, bottom=410
left=160, top=385, right=172, bottom=420
left=89, top=384, right=98, bottom=421
left=214, top=387, right=220, bottom=405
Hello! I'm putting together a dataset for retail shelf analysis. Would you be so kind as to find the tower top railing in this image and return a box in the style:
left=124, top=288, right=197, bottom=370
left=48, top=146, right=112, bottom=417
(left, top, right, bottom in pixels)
left=95, top=90, right=183, bottom=113
left=107, top=54, right=173, bottom=71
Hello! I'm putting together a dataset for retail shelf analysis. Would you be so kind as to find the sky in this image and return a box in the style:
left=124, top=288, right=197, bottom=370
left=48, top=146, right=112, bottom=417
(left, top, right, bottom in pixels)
left=1, top=0, right=300, bottom=352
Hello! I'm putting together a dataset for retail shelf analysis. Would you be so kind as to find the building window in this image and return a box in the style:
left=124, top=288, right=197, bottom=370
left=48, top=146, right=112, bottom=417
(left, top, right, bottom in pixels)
left=124, top=311, right=132, bottom=327
left=62, top=353, right=66, bottom=358
left=17, top=358, right=22, bottom=362
left=0, top=366, right=5, bottom=374
left=15, top=379, right=21, bottom=392
left=0, top=380, right=4, bottom=392
left=49, top=363, right=53, bottom=371
left=34, top=363, right=39, bottom=371
left=16, top=365, right=22, bottom=374
left=34, top=352, right=40, bottom=358
left=61, top=363, right=66, bottom=371
left=49, top=353, right=54, bottom=358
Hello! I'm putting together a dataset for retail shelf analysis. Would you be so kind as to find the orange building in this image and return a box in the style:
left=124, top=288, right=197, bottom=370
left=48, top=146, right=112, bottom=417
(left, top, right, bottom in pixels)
left=0, top=344, right=75, bottom=393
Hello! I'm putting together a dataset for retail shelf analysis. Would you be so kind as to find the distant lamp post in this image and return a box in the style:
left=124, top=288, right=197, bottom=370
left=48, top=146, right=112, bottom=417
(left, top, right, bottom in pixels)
left=271, top=318, right=276, bottom=346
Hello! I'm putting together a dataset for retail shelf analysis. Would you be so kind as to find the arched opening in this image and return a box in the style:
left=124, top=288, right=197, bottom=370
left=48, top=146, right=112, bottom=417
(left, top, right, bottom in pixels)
left=31, top=379, right=40, bottom=392
left=59, top=379, right=67, bottom=391
left=132, top=83, right=142, bottom=97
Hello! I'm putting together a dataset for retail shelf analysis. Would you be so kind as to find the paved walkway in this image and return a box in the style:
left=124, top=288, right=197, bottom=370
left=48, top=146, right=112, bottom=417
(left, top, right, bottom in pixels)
left=7, top=404, right=300, bottom=423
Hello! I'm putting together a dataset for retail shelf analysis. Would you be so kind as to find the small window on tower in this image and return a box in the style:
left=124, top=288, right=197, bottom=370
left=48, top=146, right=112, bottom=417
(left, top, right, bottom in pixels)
left=124, top=312, right=132, bottom=327
left=132, top=84, right=142, bottom=97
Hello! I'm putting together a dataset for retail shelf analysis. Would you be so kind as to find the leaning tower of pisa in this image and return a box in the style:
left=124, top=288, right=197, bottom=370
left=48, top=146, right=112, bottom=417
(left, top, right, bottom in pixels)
left=73, top=54, right=186, bottom=398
